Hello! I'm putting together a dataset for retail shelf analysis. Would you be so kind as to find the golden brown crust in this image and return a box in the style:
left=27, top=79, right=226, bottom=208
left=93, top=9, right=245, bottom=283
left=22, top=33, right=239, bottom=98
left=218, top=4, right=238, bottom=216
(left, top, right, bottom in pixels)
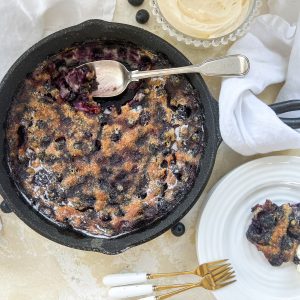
left=6, top=42, right=205, bottom=237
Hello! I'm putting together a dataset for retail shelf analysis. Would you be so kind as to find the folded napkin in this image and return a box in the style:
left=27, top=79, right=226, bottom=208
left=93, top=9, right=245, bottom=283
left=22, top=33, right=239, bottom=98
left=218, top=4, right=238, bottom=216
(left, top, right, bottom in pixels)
left=0, top=0, right=116, bottom=81
left=220, top=0, right=300, bottom=155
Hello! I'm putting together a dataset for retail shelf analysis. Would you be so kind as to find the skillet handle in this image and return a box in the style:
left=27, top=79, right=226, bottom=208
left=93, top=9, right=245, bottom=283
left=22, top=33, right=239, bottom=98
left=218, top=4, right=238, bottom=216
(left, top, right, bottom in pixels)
left=269, top=100, right=300, bottom=129
left=210, top=99, right=300, bottom=146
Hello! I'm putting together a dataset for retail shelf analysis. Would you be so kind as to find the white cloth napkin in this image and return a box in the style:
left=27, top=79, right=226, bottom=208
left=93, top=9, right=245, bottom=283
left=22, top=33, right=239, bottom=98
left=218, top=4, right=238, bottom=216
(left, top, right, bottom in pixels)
left=0, top=0, right=116, bottom=81
left=220, top=0, right=300, bottom=155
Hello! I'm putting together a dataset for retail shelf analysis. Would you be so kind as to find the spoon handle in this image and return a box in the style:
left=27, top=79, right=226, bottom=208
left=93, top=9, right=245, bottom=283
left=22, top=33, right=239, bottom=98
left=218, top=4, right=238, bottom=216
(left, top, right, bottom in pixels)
left=130, top=54, right=249, bottom=80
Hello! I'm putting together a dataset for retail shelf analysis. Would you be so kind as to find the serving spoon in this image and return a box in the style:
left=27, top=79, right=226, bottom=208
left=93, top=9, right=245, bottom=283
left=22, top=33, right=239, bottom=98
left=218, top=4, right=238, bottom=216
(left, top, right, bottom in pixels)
left=80, top=54, right=249, bottom=98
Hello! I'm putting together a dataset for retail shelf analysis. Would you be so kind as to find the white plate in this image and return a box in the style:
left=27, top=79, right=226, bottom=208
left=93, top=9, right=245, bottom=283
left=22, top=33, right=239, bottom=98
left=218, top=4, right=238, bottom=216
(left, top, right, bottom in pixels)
left=196, top=156, right=300, bottom=300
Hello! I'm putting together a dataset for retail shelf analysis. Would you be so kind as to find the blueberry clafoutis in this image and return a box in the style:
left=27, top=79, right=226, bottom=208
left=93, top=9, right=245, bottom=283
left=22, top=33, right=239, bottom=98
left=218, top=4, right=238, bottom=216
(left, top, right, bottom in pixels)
left=6, top=41, right=205, bottom=237
left=247, top=200, right=300, bottom=267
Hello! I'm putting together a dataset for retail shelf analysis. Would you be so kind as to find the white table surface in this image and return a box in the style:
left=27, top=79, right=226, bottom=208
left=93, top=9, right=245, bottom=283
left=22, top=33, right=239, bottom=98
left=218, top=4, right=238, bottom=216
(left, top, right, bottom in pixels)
left=1, top=1, right=297, bottom=299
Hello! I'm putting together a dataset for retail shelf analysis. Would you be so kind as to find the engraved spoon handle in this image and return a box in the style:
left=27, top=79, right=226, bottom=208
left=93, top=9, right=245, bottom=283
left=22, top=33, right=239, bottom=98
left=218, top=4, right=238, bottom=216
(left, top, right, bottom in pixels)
left=130, top=55, right=250, bottom=81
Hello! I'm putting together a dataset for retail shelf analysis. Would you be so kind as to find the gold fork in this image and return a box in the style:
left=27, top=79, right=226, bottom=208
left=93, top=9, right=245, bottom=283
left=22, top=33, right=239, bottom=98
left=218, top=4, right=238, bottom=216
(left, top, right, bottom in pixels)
left=103, top=259, right=229, bottom=287
left=140, top=272, right=236, bottom=300
left=108, top=264, right=235, bottom=299
left=148, top=259, right=229, bottom=279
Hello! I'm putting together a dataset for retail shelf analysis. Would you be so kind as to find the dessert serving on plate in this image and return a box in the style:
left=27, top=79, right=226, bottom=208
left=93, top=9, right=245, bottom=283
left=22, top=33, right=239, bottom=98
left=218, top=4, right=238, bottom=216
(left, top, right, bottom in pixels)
left=6, top=41, right=205, bottom=237
left=247, top=200, right=300, bottom=267
left=197, top=156, right=300, bottom=300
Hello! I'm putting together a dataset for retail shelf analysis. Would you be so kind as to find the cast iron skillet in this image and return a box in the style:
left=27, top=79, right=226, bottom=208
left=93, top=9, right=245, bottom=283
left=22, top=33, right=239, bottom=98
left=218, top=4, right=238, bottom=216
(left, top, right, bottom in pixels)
left=0, top=20, right=300, bottom=255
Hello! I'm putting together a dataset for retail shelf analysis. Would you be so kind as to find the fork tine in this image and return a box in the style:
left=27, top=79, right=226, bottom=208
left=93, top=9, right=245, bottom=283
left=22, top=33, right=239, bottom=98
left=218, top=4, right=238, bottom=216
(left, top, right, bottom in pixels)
left=215, top=280, right=237, bottom=289
left=216, top=273, right=236, bottom=284
left=208, top=263, right=231, bottom=273
left=214, top=269, right=235, bottom=282
left=210, top=264, right=231, bottom=276
left=207, top=259, right=229, bottom=267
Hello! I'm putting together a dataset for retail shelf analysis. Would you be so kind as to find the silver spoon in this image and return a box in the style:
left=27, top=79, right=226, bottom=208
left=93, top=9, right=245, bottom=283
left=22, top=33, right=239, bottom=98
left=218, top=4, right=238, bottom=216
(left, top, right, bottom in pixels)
left=80, top=54, right=249, bottom=98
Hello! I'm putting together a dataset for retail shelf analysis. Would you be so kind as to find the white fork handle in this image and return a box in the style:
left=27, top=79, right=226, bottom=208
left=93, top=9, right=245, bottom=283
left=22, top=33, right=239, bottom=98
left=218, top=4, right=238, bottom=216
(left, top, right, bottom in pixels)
left=108, top=284, right=154, bottom=298
left=103, top=273, right=148, bottom=286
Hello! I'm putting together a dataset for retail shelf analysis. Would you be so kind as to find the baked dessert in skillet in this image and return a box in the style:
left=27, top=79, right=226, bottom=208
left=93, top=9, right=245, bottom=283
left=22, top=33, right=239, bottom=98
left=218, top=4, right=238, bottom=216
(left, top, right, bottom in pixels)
left=247, top=200, right=300, bottom=266
left=6, top=41, right=205, bottom=237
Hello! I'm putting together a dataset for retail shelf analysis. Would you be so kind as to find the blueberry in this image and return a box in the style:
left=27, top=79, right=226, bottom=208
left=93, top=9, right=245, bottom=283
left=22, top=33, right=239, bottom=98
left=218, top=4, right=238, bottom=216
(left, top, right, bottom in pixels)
left=157, top=198, right=172, bottom=213
left=281, top=235, right=294, bottom=251
left=47, top=188, right=66, bottom=203
left=128, top=0, right=144, bottom=6
left=101, top=213, right=112, bottom=222
left=40, top=95, right=54, bottom=104
left=132, top=150, right=143, bottom=162
left=171, top=222, right=185, bottom=237
left=66, top=92, right=77, bottom=102
left=172, top=167, right=182, bottom=180
left=139, top=55, right=152, bottom=70
left=55, top=137, right=66, bottom=150
left=41, top=136, right=51, bottom=148
left=136, top=9, right=149, bottom=24
left=162, top=183, right=168, bottom=191
left=62, top=117, right=72, bottom=126
left=115, top=170, right=127, bottom=181
left=73, top=142, right=84, bottom=150
left=149, top=143, right=159, bottom=155
left=17, top=125, right=26, bottom=147
left=111, top=130, right=122, bottom=142
left=118, top=47, right=128, bottom=59
left=115, top=207, right=125, bottom=217
left=138, top=192, right=147, bottom=199
left=95, top=139, right=101, bottom=151
left=143, top=205, right=158, bottom=218
left=160, top=160, right=168, bottom=168
left=108, top=197, right=119, bottom=206
left=98, top=178, right=110, bottom=190
left=110, top=154, right=123, bottom=164
left=84, top=131, right=93, bottom=138
left=33, top=169, right=54, bottom=186
left=257, top=211, right=276, bottom=230
left=139, top=111, right=151, bottom=126
left=36, top=120, right=47, bottom=129
left=174, top=172, right=182, bottom=181
left=177, top=105, right=192, bottom=120
left=136, top=134, right=148, bottom=146
left=162, top=148, right=171, bottom=156
left=161, top=183, right=168, bottom=197
left=84, top=196, right=96, bottom=206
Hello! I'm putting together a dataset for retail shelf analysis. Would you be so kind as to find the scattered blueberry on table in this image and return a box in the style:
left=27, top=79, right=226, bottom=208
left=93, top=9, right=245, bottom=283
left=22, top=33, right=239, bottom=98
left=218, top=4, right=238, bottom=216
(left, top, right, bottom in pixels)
left=171, top=222, right=185, bottom=237
left=136, top=9, right=150, bottom=24
left=128, top=0, right=144, bottom=6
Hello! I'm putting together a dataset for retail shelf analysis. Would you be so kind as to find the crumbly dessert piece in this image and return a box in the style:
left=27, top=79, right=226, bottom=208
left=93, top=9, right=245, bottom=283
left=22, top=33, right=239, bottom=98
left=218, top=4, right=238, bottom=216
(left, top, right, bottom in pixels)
left=247, top=200, right=300, bottom=266
left=6, top=41, right=206, bottom=237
